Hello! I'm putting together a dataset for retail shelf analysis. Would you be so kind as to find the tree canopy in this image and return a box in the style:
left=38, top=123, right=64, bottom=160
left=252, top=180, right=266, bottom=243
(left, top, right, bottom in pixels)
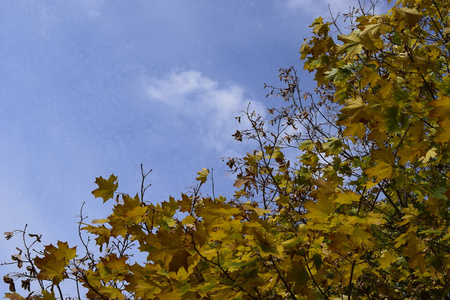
left=3, top=0, right=450, bottom=299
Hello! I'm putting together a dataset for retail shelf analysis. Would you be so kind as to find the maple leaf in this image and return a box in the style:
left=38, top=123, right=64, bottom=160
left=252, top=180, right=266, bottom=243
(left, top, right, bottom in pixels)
left=338, top=32, right=364, bottom=59
left=402, top=235, right=427, bottom=274
left=33, top=241, right=76, bottom=285
left=323, top=137, right=346, bottom=155
left=195, top=168, right=209, bottom=184
left=41, top=291, right=57, bottom=300
left=377, top=250, right=397, bottom=270
left=34, top=255, right=67, bottom=285
left=335, top=190, right=360, bottom=205
left=341, top=223, right=373, bottom=246
left=304, top=196, right=335, bottom=221
left=430, top=96, right=450, bottom=143
left=365, top=148, right=395, bottom=182
left=100, top=253, right=128, bottom=274
left=92, top=174, right=118, bottom=202
left=98, top=286, right=125, bottom=300
left=158, top=290, right=183, bottom=300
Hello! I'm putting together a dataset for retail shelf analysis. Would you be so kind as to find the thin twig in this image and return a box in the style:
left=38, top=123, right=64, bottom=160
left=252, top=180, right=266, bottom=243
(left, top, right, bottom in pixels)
left=270, top=255, right=296, bottom=299
left=348, top=260, right=356, bottom=300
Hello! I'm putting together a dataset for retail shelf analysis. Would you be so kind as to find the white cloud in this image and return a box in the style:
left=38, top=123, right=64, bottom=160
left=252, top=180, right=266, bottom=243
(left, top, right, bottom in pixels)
left=144, top=70, right=265, bottom=156
left=146, top=70, right=217, bottom=107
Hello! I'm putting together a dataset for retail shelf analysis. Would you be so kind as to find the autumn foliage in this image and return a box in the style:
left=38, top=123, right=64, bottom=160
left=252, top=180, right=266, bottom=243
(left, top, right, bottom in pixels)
left=3, top=0, right=450, bottom=299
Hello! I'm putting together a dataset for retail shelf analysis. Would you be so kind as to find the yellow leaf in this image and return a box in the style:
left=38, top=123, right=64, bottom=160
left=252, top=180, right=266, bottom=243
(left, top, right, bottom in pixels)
left=365, top=163, right=392, bottom=182
left=364, top=212, right=385, bottom=225
left=41, top=291, right=57, bottom=300
left=178, top=194, right=192, bottom=213
left=430, top=97, right=450, bottom=143
left=419, top=147, right=437, bottom=164
left=378, top=250, right=397, bottom=269
left=276, top=194, right=289, bottom=205
left=343, top=97, right=364, bottom=112
left=365, top=148, right=395, bottom=181
left=98, top=286, right=125, bottom=300
left=360, top=23, right=382, bottom=37
left=100, top=253, right=128, bottom=272
left=430, top=96, right=450, bottom=118
left=341, top=261, right=367, bottom=282
left=362, top=180, right=378, bottom=190
left=92, top=174, right=118, bottom=203
left=255, top=240, right=283, bottom=258
left=376, top=78, right=393, bottom=98
left=435, top=119, right=450, bottom=143
left=397, top=143, right=423, bottom=164
left=341, top=224, right=373, bottom=246
left=216, top=206, right=240, bottom=216
left=81, top=224, right=111, bottom=247
left=35, top=256, right=66, bottom=285
left=34, top=241, right=77, bottom=285
left=402, top=235, right=426, bottom=273
left=343, top=122, right=366, bottom=140
left=396, top=7, right=421, bottom=28
left=335, top=191, right=360, bottom=205
left=305, top=197, right=335, bottom=221
left=195, top=168, right=209, bottom=184
left=125, top=205, right=147, bottom=219
left=253, top=207, right=271, bottom=216
left=91, top=218, right=109, bottom=224
left=338, top=32, right=363, bottom=59
left=176, top=266, right=189, bottom=281
left=182, top=215, right=196, bottom=226
left=430, top=96, right=450, bottom=120
left=360, top=66, right=380, bottom=87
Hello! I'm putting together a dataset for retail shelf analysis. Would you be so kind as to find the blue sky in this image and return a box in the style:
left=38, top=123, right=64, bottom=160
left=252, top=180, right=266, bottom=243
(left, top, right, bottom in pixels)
left=0, top=0, right=362, bottom=295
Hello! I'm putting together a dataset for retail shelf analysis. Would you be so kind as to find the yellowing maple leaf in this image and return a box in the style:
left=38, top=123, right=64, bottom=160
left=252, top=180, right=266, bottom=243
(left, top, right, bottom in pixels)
left=365, top=148, right=395, bottom=181
left=402, top=235, right=427, bottom=273
left=100, top=253, right=128, bottom=272
left=195, top=168, right=209, bottom=184
left=305, top=197, right=335, bottom=221
left=92, top=174, right=118, bottom=203
left=341, top=223, right=373, bottom=246
left=335, top=191, right=360, bottom=205
left=378, top=250, right=397, bottom=269
left=338, top=32, right=363, bottom=59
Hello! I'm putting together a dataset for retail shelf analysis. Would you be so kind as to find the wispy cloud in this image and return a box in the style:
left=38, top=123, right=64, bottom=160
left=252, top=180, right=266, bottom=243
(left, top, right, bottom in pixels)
left=144, top=70, right=265, bottom=156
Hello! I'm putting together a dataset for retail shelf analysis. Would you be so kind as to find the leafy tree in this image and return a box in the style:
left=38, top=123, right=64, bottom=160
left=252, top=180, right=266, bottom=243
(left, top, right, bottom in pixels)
left=3, top=0, right=450, bottom=298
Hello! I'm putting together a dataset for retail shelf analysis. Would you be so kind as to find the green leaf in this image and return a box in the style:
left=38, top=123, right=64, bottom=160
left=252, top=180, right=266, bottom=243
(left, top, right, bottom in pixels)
left=323, top=137, right=345, bottom=155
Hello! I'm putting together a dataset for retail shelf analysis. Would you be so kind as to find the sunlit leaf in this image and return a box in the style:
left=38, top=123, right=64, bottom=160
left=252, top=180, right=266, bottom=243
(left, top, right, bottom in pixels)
left=92, top=174, right=118, bottom=202
left=195, top=168, right=209, bottom=184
